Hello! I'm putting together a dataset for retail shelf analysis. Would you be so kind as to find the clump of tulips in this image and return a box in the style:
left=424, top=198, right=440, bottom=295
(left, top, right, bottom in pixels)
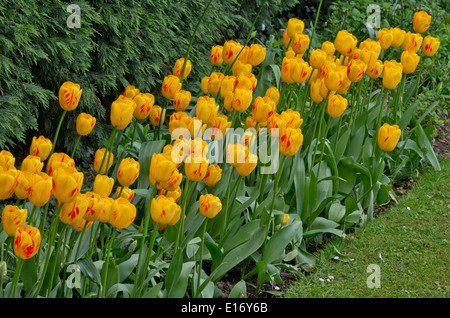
left=0, top=5, right=440, bottom=299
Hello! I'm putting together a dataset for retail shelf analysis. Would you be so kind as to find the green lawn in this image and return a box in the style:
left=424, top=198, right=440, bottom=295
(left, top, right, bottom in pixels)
left=284, top=158, right=450, bottom=298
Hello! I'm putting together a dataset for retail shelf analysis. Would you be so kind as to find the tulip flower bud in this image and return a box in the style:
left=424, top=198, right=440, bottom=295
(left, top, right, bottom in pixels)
left=21, top=155, right=43, bottom=174
left=334, top=30, right=357, bottom=56
left=109, top=198, right=137, bottom=229
left=282, top=29, right=292, bottom=49
left=84, top=192, right=105, bottom=222
left=366, top=59, right=383, bottom=79
left=247, top=43, right=266, bottom=66
left=151, top=195, right=181, bottom=226
left=281, top=213, right=290, bottom=226
left=162, top=75, right=182, bottom=99
left=287, top=18, right=305, bottom=39
left=76, top=112, right=96, bottom=136
left=327, top=94, right=348, bottom=118
left=201, top=76, right=209, bottom=95
left=0, top=150, right=15, bottom=167
left=235, top=152, right=258, bottom=177
left=310, top=78, right=324, bottom=103
left=226, top=144, right=248, bottom=168
left=53, top=166, right=84, bottom=204
left=208, top=114, right=231, bottom=141
left=149, top=105, right=166, bottom=127
left=279, top=127, right=303, bottom=157
left=199, top=194, right=222, bottom=219
left=382, top=60, right=403, bottom=90
left=133, top=93, right=155, bottom=120
left=150, top=153, right=177, bottom=183
left=252, top=96, right=275, bottom=124
left=241, top=129, right=257, bottom=150
left=309, top=49, right=327, bottom=69
left=123, top=85, right=139, bottom=99
left=93, top=148, right=114, bottom=175
left=116, top=186, right=135, bottom=201
left=158, top=169, right=183, bottom=192
left=238, top=46, right=250, bottom=64
left=1, top=205, right=27, bottom=237
left=210, top=45, right=224, bottom=66
left=390, top=28, right=406, bottom=47
left=169, top=111, right=192, bottom=138
left=291, top=57, right=312, bottom=84
left=246, top=116, right=257, bottom=130
left=59, top=81, right=82, bottom=111
left=173, top=90, right=191, bottom=112
left=28, top=172, right=53, bottom=207
left=29, top=136, right=52, bottom=162
left=185, top=154, right=209, bottom=182
left=0, top=165, right=19, bottom=200
left=232, top=60, right=252, bottom=77
left=401, top=50, right=420, bottom=74
left=422, top=36, right=440, bottom=57
left=324, top=63, right=347, bottom=91
left=265, top=86, right=280, bottom=106
left=229, top=88, right=253, bottom=113
left=220, top=76, right=236, bottom=99
left=59, top=193, right=88, bottom=225
left=93, top=174, right=114, bottom=198
left=173, top=58, right=192, bottom=80
left=337, top=78, right=352, bottom=94
left=413, top=11, right=431, bottom=33
left=98, top=197, right=114, bottom=223
left=222, top=40, right=243, bottom=65
left=14, top=171, right=32, bottom=200
left=117, top=157, right=140, bottom=187
left=347, top=59, right=367, bottom=82
left=203, top=164, right=222, bottom=187
left=72, top=218, right=94, bottom=232
left=234, top=72, right=257, bottom=91
left=281, top=56, right=295, bottom=84
left=206, top=72, right=225, bottom=95
left=14, top=225, right=41, bottom=259
left=280, top=109, right=303, bottom=129
left=196, top=96, right=219, bottom=125
left=321, top=41, right=336, bottom=56
left=110, top=96, right=136, bottom=130
left=378, top=123, right=401, bottom=152
left=403, top=32, right=423, bottom=53
left=47, top=152, right=75, bottom=176
left=377, top=28, right=393, bottom=51
left=291, top=33, right=310, bottom=55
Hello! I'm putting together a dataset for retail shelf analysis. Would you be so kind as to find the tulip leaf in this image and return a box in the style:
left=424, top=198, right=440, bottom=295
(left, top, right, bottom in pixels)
left=117, top=254, right=139, bottom=283
left=228, top=279, right=247, bottom=298
left=20, top=257, right=38, bottom=292
left=413, top=118, right=441, bottom=171
left=78, top=257, right=102, bottom=286
left=142, top=281, right=164, bottom=298
left=327, top=201, right=346, bottom=223
left=137, top=140, right=166, bottom=189
left=262, top=220, right=303, bottom=264
left=166, top=261, right=195, bottom=298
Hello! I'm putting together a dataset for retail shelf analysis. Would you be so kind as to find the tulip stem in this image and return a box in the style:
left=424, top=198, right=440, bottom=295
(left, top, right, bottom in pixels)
left=46, top=224, right=67, bottom=297
left=310, top=94, right=328, bottom=174
left=305, top=0, right=324, bottom=61
left=317, top=115, right=332, bottom=176
left=175, top=178, right=193, bottom=254
left=70, top=135, right=81, bottom=159
left=414, top=58, right=425, bottom=100
left=195, top=218, right=208, bottom=298
left=130, top=119, right=138, bottom=149
left=101, top=228, right=116, bottom=298
left=373, top=87, right=389, bottom=156
left=97, top=127, right=117, bottom=179
left=220, top=168, right=235, bottom=242
left=156, top=99, right=169, bottom=140
left=46, top=110, right=67, bottom=170
left=9, top=258, right=24, bottom=298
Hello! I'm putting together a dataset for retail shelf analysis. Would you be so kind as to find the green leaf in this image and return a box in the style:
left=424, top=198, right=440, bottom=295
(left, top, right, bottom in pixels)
left=137, top=140, right=166, bottom=189
left=328, top=201, right=346, bottom=223
left=413, top=118, right=441, bottom=171
left=167, top=261, right=195, bottom=298
left=262, top=220, right=303, bottom=264
left=228, top=280, right=247, bottom=298
left=117, top=254, right=139, bottom=283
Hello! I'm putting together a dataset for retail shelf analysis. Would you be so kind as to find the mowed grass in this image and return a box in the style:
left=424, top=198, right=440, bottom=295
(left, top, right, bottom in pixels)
left=284, top=158, right=450, bottom=298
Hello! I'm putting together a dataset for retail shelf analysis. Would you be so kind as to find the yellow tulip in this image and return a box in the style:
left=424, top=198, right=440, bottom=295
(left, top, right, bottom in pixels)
left=247, top=43, right=266, bottom=66
left=1, top=205, right=27, bottom=237
left=228, top=88, right=253, bottom=113
left=116, top=186, right=135, bottom=202
left=210, top=45, right=224, bottom=66
left=150, top=153, right=177, bottom=183
left=219, top=76, right=236, bottom=99
left=93, top=148, right=114, bottom=175
left=291, top=57, right=312, bottom=84
left=196, top=96, right=219, bottom=125
left=403, top=32, right=423, bottom=53
left=281, top=56, right=295, bottom=84
left=382, top=60, right=403, bottom=90
left=222, top=40, right=243, bottom=65
left=413, top=11, right=431, bottom=33
left=246, top=116, right=258, bottom=130
left=188, top=117, right=207, bottom=140
left=310, top=78, right=324, bottom=103
left=53, top=166, right=84, bottom=204
left=235, top=152, right=258, bottom=177
left=123, top=85, right=139, bottom=99
left=267, top=112, right=287, bottom=137
left=72, top=218, right=94, bottom=232
left=234, top=72, right=257, bottom=91
left=14, top=225, right=41, bottom=259
left=309, top=49, right=327, bottom=69
left=0, top=165, right=19, bottom=200
left=117, top=157, right=140, bottom=187
left=378, top=123, right=401, bottom=152
left=76, top=112, right=96, bottom=136
left=157, top=169, right=183, bottom=192
left=265, top=86, right=280, bottom=106
left=390, top=28, right=406, bottom=47
left=377, top=28, right=393, bottom=51
left=0, top=150, right=15, bottom=167
left=29, top=136, right=52, bottom=162
left=159, top=187, right=182, bottom=204
left=185, top=154, right=209, bottom=182
left=169, top=111, right=192, bottom=138
left=347, top=59, right=367, bottom=83
left=208, top=114, right=231, bottom=141
left=238, top=45, right=250, bottom=64
left=358, top=48, right=379, bottom=70
left=324, top=63, right=347, bottom=91
left=327, top=94, right=348, bottom=118
left=149, top=105, right=166, bottom=127
left=20, top=155, right=43, bottom=174
left=291, top=33, right=310, bottom=55
left=281, top=213, right=290, bottom=226
left=110, top=96, right=136, bottom=130
left=98, top=197, right=114, bottom=223
left=199, top=194, right=222, bottom=219
left=14, top=170, right=32, bottom=200
left=280, top=109, right=303, bottom=129
left=366, top=59, right=383, bottom=79
left=93, top=174, right=114, bottom=198
left=337, top=78, right=352, bottom=94
left=59, top=81, right=82, bottom=111
left=203, top=164, right=222, bottom=187
left=282, top=29, right=292, bottom=49
left=252, top=96, right=276, bottom=124
left=109, top=198, right=137, bottom=229
left=232, top=60, right=252, bottom=77
left=83, top=192, right=105, bottom=222
left=205, top=72, right=225, bottom=95
left=162, top=75, right=182, bottom=99
left=150, top=195, right=181, bottom=226
left=226, top=144, right=248, bottom=168
left=401, top=50, right=420, bottom=74
left=321, top=41, right=335, bottom=56
left=279, top=127, right=303, bottom=157
left=422, top=36, right=440, bottom=57
left=59, top=193, right=88, bottom=225
left=173, top=90, right=191, bottom=112
left=28, top=172, right=53, bottom=207
left=334, top=30, right=357, bottom=56
left=47, top=152, right=75, bottom=176
left=173, top=58, right=192, bottom=80
left=133, top=93, right=155, bottom=120
left=287, top=18, right=305, bottom=39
